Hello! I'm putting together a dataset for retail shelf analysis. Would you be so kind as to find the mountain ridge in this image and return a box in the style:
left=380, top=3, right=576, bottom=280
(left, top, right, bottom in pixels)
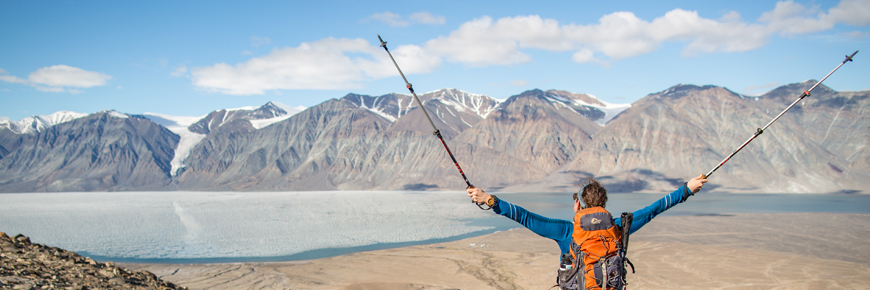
left=1, top=83, right=867, bottom=194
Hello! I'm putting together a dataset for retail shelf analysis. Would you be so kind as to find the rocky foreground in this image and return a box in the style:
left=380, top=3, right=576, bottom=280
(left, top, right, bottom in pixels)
left=0, top=232, right=186, bottom=290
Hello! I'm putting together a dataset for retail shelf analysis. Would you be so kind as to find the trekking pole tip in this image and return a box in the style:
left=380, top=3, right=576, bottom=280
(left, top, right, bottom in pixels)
left=377, top=34, right=387, bottom=48
left=846, top=50, right=858, bottom=62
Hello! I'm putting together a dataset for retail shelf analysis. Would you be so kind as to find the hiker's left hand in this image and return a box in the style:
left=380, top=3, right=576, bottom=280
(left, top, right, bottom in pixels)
left=688, top=175, right=708, bottom=194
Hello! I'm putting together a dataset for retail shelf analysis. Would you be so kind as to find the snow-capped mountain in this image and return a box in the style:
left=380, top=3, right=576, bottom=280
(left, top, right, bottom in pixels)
left=343, top=92, right=409, bottom=122
left=344, top=88, right=501, bottom=138
left=344, top=88, right=500, bottom=122
left=521, top=90, right=631, bottom=126
left=188, top=101, right=304, bottom=134
left=0, top=111, right=88, bottom=134
left=249, top=101, right=306, bottom=129
left=425, top=88, right=500, bottom=119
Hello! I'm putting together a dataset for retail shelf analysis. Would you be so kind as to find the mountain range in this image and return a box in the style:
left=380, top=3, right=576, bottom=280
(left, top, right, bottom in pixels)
left=1, top=82, right=867, bottom=194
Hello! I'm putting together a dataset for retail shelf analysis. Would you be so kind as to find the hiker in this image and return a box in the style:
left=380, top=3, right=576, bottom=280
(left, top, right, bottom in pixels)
left=467, top=175, right=707, bottom=289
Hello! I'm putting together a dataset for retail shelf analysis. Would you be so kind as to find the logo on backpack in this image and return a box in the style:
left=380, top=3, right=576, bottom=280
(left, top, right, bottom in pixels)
left=556, top=208, right=634, bottom=290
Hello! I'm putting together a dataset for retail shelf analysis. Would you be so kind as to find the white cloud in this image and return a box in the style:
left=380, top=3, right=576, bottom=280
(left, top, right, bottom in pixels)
left=369, top=12, right=409, bottom=27
left=828, top=0, right=870, bottom=26
left=424, top=10, right=772, bottom=66
left=758, top=0, right=832, bottom=35
left=193, top=0, right=868, bottom=95
left=170, top=66, right=189, bottom=77
left=369, top=11, right=446, bottom=27
left=572, top=48, right=610, bottom=67
left=190, top=37, right=440, bottom=95
left=1, top=68, right=28, bottom=84
left=572, top=48, right=596, bottom=63
left=0, top=65, right=111, bottom=93
left=29, top=65, right=111, bottom=87
left=839, top=30, right=870, bottom=39
left=356, top=43, right=442, bottom=79
left=424, top=16, right=535, bottom=67
left=424, top=0, right=869, bottom=67
left=33, top=86, right=66, bottom=93
left=252, top=36, right=271, bottom=47
left=409, top=12, right=446, bottom=25
left=0, top=74, right=27, bottom=84
left=509, top=80, right=529, bottom=86
left=758, top=0, right=870, bottom=34
left=743, top=82, right=781, bottom=96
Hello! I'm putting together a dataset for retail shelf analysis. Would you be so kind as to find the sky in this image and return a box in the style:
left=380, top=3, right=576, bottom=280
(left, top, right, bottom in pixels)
left=1, top=0, right=869, bottom=121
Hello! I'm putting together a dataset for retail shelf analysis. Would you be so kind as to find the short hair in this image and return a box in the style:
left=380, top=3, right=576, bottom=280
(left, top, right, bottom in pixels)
left=580, top=178, right=607, bottom=208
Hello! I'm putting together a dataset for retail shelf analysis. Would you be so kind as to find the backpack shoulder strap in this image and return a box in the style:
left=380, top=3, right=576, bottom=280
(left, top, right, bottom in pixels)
left=620, top=212, right=633, bottom=252
left=620, top=212, right=636, bottom=274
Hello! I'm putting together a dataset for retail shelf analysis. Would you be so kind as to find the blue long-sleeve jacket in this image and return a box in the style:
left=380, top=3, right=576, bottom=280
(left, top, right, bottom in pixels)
left=491, top=184, right=694, bottom=255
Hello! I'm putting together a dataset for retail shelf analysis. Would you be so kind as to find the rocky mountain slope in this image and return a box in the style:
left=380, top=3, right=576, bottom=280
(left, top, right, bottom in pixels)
left=0, top=83, right=867, bottom=193
left=559, top=82, right=869, bottom=193
left=0, top=111, right=179, bottom=192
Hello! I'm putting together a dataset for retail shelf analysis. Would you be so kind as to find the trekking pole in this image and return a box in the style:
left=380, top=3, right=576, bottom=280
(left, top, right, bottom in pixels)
left=377, top=35, right=490, bottom=210
left=703, top=50, right=858, bottom=179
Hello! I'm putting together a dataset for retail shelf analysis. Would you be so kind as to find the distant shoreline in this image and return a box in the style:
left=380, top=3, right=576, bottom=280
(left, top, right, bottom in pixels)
left=121, top=213, right=870, bottom=290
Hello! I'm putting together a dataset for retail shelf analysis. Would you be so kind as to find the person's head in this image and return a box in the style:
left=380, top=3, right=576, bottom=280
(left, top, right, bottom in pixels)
left=573, top=178, right=607, bottom=212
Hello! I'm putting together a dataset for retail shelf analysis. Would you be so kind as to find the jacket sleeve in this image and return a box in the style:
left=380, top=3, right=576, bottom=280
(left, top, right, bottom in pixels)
left=492, top=198, right=574, bottom=255
left=614, top=184, right=694, bottom=235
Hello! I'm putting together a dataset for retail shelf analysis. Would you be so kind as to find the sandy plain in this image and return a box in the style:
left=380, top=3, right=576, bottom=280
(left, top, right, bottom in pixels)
left=124, top=213, right=870, bottom=289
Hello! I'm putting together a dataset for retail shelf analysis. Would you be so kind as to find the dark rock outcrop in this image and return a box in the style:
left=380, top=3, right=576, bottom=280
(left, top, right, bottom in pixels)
left=0, top=232, right=186, bottom=290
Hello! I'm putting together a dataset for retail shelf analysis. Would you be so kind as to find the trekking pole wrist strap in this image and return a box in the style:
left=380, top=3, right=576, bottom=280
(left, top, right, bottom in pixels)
left=683, top=182, right=693, bottom=200
left=474, top=193, right=495, bottom=210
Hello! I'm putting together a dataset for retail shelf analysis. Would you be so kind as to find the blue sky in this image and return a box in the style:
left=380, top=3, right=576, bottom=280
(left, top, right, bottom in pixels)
left=1, top=0, right=868, bottom=121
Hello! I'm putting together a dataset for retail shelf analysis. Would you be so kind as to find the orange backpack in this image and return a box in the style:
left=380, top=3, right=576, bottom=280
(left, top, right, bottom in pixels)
left=556, top=207, right=634, bottom=290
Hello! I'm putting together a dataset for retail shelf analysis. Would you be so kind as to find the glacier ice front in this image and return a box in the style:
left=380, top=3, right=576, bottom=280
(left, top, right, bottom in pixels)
left=0, top=191, right=493, bottom=261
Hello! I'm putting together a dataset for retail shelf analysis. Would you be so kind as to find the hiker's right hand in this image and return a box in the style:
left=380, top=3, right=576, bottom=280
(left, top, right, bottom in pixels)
left=688, top=175, right=708, bottom=194
left=466, top=186, right=491, bottom=204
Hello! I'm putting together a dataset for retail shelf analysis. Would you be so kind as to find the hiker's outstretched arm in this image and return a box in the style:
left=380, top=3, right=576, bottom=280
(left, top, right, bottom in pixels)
left=467, top=187, right=574, bottom=254
left=617, top=175, right=707, bottom=235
